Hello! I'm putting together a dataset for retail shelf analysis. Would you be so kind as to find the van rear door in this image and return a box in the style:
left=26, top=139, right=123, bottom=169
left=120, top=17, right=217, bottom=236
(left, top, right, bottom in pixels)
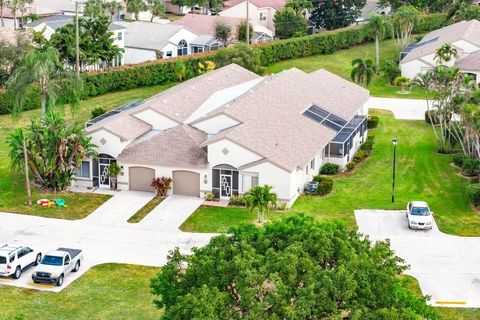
left=0, top=255, right=8, bottom=274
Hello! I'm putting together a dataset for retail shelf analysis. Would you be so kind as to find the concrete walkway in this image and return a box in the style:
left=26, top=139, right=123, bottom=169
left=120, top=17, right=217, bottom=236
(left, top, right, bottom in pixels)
left=366, top=97, right=429, bottom=120
left=0, top=191, right=212, bottom=292
left=355, top=210, right=480, bottom=308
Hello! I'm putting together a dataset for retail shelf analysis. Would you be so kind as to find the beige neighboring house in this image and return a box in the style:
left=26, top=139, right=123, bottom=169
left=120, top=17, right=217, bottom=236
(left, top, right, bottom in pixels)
left=73, top=64, right=369, bottom=207
left=400, top=19, right=480, bottom=85
left=172, top=14, right=273, bottom=46
left=0, top=6, right=58, bottom=29
left=218, top=0, right=287, bottom=33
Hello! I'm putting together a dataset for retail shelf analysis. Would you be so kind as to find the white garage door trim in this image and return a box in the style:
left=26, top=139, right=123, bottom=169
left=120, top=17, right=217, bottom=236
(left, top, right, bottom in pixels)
left=173, top=171, right=200, bottom=197
left=129, top=167, right=155, bottom=192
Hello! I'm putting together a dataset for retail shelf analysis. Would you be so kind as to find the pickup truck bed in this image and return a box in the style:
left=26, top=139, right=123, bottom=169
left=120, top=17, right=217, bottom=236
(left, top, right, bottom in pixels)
left=58, top=248, right=82, bottom=260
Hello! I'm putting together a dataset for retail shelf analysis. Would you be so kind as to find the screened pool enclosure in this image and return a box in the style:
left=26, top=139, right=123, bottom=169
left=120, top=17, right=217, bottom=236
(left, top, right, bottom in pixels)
left=303, top=105, right=367, bottom=160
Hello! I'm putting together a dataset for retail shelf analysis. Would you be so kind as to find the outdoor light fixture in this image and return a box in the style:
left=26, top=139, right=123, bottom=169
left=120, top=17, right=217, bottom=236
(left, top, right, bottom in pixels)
left=391, top=138, right=398, bottom=203
left=204, top=174, right=208, bottom=184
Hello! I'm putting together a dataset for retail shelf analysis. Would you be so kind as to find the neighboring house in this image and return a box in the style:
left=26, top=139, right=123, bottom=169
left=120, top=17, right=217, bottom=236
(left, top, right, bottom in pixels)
left=25, top=15, right=126, bottom=65
left=74, top=64, right=369, bottom=207
left=164, top=0, right=191, bottom=15
left=218, top=0, right=287, bottom=33
left=117, top=20, right=216, bottom=63
left=400, top=19, right=480, bottom=85
left=172, top=14, right=273, bottom=46
left=0, top=6, right=58, bottom=29
left=356, top=0, right=391, bottom=25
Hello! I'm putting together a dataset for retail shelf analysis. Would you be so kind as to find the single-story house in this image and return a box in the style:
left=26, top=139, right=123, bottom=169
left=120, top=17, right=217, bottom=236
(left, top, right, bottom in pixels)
left=219, top=0, right=286, bottom=33
left=25, top=15, right=126, bottom=66
left=74, top=64, right=369, bottom=207
left=400, top=19, right=480, bottom=85
left=0, top=5, right=58, bottom=29
left=172, top=14, right=273, bottom=45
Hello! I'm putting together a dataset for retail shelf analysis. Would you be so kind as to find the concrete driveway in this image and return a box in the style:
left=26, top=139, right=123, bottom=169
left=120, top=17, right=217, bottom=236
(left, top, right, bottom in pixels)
left=366, top=97, right=429, bottom=120
left=355, top=210, right=480, bottom=308
left=0, top=191, right=213, bottom=292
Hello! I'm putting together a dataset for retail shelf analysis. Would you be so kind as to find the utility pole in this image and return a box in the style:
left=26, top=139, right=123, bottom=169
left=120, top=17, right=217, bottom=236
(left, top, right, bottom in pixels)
left=246, top=0, right=249, bottom=44
left=75, top=0, right=80, bottom=78
left=23, top=138, right=31, bottom=206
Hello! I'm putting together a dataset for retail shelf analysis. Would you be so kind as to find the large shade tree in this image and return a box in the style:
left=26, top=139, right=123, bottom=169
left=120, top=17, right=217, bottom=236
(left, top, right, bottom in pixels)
left=151, top=214, right=438, bottom=320
left=7, top=110, right=97, bottom=191
left=274, top=7, right=307, bottom=39
left=0, top=30, right=31, bottom=85
left=311, top=0, right=366, bottom=30
left=7, top=46, right=83, bottom=118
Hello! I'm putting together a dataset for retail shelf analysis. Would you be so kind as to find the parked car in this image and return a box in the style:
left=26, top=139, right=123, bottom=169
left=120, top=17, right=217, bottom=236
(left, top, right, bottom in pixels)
left=32, top=248, right=83, bottom=286
left=406, top=201, right=433, bottom=230
left=0, top=245, right=42, bottom=279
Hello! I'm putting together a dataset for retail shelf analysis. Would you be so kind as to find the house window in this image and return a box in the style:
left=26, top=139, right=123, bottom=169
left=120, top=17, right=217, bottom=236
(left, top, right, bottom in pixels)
left=310, top=158, right=315, bottom=170
left=117, top=32, right=123, bottom=41
left=166, top=51, right=172, bottom=58
left=259, top=12, right=266, bottom=21
left=305, top=165, right=308, bottom=175
left=251, top=176, right=259, bottom=187
left=75, top=160, right=90, bottom=178
left=177, top=39, right=188, bottom=56
left=192, top=46, right=204, bottom=53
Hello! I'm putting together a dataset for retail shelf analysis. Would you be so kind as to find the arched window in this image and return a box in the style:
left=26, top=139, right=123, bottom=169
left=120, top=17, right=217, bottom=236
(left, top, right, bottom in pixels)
left=177, top=39, right=188, bottom=56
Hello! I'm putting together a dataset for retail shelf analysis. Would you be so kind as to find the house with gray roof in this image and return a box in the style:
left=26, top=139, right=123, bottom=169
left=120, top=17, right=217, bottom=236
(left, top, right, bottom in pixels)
left=73, top=64, right=369, bottom=207
left=400, top=19, right=480, bottom=85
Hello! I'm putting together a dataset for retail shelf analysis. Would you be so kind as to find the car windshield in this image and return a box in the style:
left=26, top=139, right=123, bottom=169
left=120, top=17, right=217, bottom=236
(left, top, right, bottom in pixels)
left=411, top=207, right=430, bottom=216
left=41, top=255, right=63, bottom=266
left=0, top=256, right=6, bottom=264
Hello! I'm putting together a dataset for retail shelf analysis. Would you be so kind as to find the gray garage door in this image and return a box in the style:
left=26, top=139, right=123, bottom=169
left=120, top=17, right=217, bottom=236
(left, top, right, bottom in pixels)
left=173, top=171, right=200, bottom=197
left=129, top=167, right=155, bottom=192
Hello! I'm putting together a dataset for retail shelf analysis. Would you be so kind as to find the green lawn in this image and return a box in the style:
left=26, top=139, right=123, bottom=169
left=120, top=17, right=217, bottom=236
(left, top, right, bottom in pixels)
left=0, top=264, right=161, bottom=320
left=182, top=111, right=480, bottom=236
left=267, top=39, right=431, bottom=99
left=128, top=196, right=165, bottom=223
left=0, top=83, right=174, bottom=219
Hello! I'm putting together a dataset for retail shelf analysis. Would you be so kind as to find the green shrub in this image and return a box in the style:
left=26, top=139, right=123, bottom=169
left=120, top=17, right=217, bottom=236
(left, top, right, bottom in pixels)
left=346, top=162, right=355, bottom=171
left=381, top=60, right=400, bottom=85
left=320, top=163, right=340, bottom=175
left=353, top=149, right=369, bottom=162
left=91, top=107, right=106, bottom=119
left=360, top=135, right=375, bottom=153
left=453, top=154, right=468, bottom=167
left=0, top=87, right=41, bottom=115
left=425, top=110, right=440, bottom=125
left=229, top=195, right=246, bottom=206
left=413, top=13, right=449, bottom=34
left=466, top=183, right=480, bottom=206
left=462, top=158, right=480, bottom=176
left=367, top=116, right=379, bottom=129
left=312, top=175, right=333, bottom=196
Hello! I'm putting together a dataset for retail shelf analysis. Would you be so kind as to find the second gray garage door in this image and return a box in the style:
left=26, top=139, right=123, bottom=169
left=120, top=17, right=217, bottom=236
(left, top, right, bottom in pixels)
left=173, top=171, right=200, bottom=197
left=129, top=167, right=155, bottom=192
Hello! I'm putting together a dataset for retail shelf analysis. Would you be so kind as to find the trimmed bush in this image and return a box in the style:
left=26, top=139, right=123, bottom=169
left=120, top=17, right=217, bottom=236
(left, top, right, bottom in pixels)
left=0, top=87, right=41, bottom=115
left=312, top=175, right=333, bottom=196
left=453, top=154, right=468, bottom=168
left=360, top=135, right=375, bottom=153
left=413, top=13, right=449, bottom=34
left=353, top=149, right=369, bottom=163
left=320, top=163, right=340, bottom=175
left=462, top=158, right=480, bottom=176
left=466, top=183, right=480, bottom=207
left=367, top=116, right=379, bottom=129
left=346, top=162, right=355, bottom=172
left=91, top=107, right=106, bottom=119
left=229, top=195, right=246, bottom=206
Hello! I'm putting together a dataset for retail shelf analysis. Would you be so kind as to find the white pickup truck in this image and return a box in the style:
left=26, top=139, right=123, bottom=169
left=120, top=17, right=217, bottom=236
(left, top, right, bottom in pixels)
left=32, top=248, right=83, bottom=286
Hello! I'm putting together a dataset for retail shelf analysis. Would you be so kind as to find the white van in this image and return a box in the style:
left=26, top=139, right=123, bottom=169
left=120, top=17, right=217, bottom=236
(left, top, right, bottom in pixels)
left=0, top=245, right=42, bottom=279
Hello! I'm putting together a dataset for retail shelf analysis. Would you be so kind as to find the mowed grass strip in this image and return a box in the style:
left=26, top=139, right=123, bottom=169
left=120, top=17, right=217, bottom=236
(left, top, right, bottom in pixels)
left=128, top=196, right=165, bottom=223
left=0, top=264, right=161, bottom=320
left=0, top=83, right=175, bottom=219
left=182, top=111, right=480, bottom=236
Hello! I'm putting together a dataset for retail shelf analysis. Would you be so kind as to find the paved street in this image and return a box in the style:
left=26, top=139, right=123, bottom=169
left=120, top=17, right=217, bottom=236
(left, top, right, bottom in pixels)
left=355, top=210, right=480, bottom=308
left=366, top=97, right=429, bottom=120
left=0, top=191, right=213, bottom=292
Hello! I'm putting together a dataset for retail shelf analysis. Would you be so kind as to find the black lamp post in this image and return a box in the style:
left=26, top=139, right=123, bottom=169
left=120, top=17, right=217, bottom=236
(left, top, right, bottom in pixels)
left=392, top=138, right=398, bottom=203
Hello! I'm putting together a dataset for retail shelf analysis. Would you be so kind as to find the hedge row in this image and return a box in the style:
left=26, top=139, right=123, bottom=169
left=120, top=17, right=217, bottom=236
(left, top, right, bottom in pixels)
left=0, top=13, right=452, bottom=115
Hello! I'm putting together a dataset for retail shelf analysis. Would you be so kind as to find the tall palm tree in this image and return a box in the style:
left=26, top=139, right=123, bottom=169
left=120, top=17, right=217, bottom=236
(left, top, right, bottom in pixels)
left=127, top=0, right=147, bottom=20
left=435, top=43, right=458, bottom=65
left=351, top=58, right=375, bottom=87
left=244, top=185, right=278, bottom=223
left=103, top=0, right=123, bottom=21
left=367, top=14, right=391, bottom=74
left=7, top=47, right=83, bottom=118
left=0, top=0, right=5, bottom=27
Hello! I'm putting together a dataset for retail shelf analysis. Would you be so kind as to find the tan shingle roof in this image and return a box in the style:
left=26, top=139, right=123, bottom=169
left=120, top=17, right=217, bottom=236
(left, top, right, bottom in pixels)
left=402, top=20, right=480, bottom=63
left=118, top=125, right=208, bottom=166
left=86, top=114, right=151, bottom=141
left=201, top=68, right=369, bottom=171
left=455, top=50, right=480, bottom=71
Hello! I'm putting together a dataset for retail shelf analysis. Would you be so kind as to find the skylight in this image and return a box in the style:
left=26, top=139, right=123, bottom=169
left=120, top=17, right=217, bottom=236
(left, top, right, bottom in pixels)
left=303, top=105, right=347, bottom=132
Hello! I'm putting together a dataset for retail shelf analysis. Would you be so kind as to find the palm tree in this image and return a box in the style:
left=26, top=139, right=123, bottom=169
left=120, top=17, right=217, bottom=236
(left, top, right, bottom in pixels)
left=7, top=47, right=83, bottom=118
left=367, top=14, right=391, bottom=74
left=0, top=0, right=5, bottom=27
left=174, top=60, right=187, bottom=82
left=351, top=58, right=375, bottom=87
left=435, top=43, right=458, bottom=65
left=148, top=0, right=165, bottom=22
left=244, top=185, right=278, bottom=223
left=127, top=0, right=147, bottom=21
left=103, top=0, right=123, bottom=21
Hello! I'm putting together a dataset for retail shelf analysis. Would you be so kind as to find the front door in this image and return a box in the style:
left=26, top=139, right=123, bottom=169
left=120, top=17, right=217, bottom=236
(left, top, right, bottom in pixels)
left=220, top=174, right=232, bottom=199
left=99, top=162, right=110, bottom=188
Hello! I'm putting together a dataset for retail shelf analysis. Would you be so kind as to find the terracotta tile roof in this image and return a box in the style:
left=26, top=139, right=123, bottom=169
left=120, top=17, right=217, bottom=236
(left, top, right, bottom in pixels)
left=402, top=20, right=480, bottom=63
left=118, top=125, right=208, bottom=166
left=223, top=0, right=286, bottom=10
left=201, top=68, right=369, bottom=171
